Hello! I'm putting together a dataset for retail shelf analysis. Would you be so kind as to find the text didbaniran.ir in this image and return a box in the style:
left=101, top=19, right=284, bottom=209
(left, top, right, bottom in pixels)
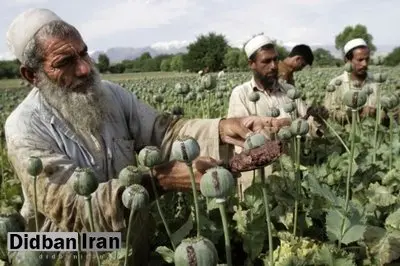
left=7, top=232, right=121, bottom=251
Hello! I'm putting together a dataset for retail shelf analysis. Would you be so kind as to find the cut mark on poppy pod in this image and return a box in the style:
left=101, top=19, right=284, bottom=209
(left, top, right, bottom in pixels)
left=212, top=170, right=220, bottom=191
left=352, top=91, right=359, bottom=108
left=296, top=120, right=301, bottom=134
left=186, top=245, right=197, bottom=266
left=180, top=142, right=188, bottom=162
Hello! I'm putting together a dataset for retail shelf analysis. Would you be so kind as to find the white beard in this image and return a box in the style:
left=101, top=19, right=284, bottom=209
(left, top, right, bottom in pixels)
left=36, top=67, right=107, bottom=134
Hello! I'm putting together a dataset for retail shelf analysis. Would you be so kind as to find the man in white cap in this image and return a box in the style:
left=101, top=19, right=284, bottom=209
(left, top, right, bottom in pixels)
left=324, top=38, right=379, bottom=123
left=4, top=8, right=291, bottom=265
left=227, top=34, right=326, bottom=199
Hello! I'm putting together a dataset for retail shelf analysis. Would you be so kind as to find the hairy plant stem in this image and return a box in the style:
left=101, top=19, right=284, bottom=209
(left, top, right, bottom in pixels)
left=85, top=196, right=101, bottom=266
left=373, top=85, right=382, bottom=163
left=33, top=176, right=39, bottom=232
left=187, top=163, right=201, bottom=237
left=259, top=168, right=274, bottom=266
left=389, top=112, right=394, bottom=171
left=293, top=135, right=301, bottom=236
left=217, top=198, right=232, bottom=266
left=338, top=109, right=357, bottom=249
left=149, top=169, right=175, bottom=250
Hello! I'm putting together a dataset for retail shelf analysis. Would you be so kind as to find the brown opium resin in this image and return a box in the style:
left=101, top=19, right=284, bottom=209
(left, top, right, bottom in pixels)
left=228, top=140, right=283, bottom=172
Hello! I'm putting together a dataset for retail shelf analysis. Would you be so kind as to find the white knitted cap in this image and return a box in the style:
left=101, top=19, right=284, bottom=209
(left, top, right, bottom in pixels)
left=6, top=8, right=62, bottom=63
left=344, top=38, right=367, bottom=55
left=244, top=35, right=274, bottom=58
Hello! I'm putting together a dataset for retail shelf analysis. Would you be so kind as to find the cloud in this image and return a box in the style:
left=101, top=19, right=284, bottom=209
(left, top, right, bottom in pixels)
left=150, top=40, right=191, bottom=50
left=78, top=0, right=197, bottom=43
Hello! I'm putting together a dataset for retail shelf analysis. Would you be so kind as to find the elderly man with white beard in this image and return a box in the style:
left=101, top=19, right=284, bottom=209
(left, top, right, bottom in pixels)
left=4, top=8, right=291, bottom=265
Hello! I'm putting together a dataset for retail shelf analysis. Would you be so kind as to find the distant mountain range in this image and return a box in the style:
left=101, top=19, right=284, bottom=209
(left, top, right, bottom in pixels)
left=89, top=44, right=396, bottom=64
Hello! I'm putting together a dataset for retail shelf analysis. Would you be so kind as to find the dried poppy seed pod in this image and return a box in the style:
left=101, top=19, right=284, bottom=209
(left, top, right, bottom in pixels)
left=153, top=94, right=164, bottom=103
left=118, top=165, right=144, bottom=187
left=138, top=146, right=163, bottom=168
left=248, top=91, right=260, bottom=102
left=121, top=184, right=149, bottom=210
left=244, top=132, right=267, bottom=150
left=27, top=156, right=43, bottom=177
left=174, top=236, right=218, bottom=266
left=287, top=88, right=301, bottom=100
left=283, top=102, right=296, bottom=113
left=344, top=62, right=353, bottom=73
left=277, top=127, right=293, bottom=140
left=266, top=107, right=280, bottom=117
left=343, top=89, right=368, bottom=109
left=200, top=166, right=235, bottom=199
left=290, top=119, right=309, bottom=136
left=373, top=73, right=387, bottom=83
left=171, top=136, right=200, bottom=163
left=335, top=79, right=342, bottom=86
left=326, top=84, right=336, bottom=92
left=72, top=168, right=99, bottom=197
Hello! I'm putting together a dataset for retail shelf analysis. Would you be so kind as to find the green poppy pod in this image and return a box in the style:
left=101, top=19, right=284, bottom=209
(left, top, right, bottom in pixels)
left=138, top=146, right=163, bottom=168
left=283, top=102, right=296, bottom=113
left=171, top=136, right=200, bottom=163
left=72, top=168, right=99, bottom=197
left=265, top=107, right=280, bottom=117
left=244, top=133, right=267, bottom=150
left=286, top=88, right=302, bottom=100
left=343, top=89, right=368, bottom=109
left=201, top=75, right=217, bottom=91
left=118, top=165, right=144, bottom=187
left=27, top=156, right=43, bottom=177
left=326, top=84, right=336, bottom=92
left=200, top=166, right=235, bottom=198
left=277, top=127, right=293, bottom=140
left=373, top=73, right=388, bottom=83
left=344, top=62, right=353, bottom=73
left=121, top=184, right=149, bottom=210
left=248, top=91, right=260, bottom=102
left=174, top=236, right=218, bottom=266
left=335, top=79, right=342, bottom=86
left=290, top=119, right=309, bottom=136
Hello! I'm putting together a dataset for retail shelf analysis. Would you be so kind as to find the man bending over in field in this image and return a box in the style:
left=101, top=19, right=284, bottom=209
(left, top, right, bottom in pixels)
left=324, top=38, right=380, bottom=124
left=4, top=8, right=291, bottom=265
left=278, top=44, right=314, bottom=86
left=227, top=34, right=327, bottom=198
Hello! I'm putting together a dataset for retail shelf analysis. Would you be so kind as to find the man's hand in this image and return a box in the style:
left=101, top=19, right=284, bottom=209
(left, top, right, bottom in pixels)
left=218, top=116, right=291, bottom=147
left=152, top=156, right=223, bottom=191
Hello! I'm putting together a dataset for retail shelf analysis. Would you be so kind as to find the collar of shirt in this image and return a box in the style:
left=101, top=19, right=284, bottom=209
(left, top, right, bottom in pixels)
left=342, top=70, right=374, bottom=88
left=250, top=76, right=282, bottom=95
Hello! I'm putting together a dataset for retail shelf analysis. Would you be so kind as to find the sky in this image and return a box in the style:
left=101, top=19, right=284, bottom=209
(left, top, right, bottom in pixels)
left=1, top=0, right=398, bottom=60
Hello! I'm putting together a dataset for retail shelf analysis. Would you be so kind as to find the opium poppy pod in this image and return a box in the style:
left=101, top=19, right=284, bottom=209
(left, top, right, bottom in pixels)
left=171, top=136, right=200, bottom=163
left=118, top=165, right=144, bottom=187
left=248, top=91, right=260, bottom=103
left=278, top=127, right=293, bottom=140
left=286, top=88, right=302, bottom=100
left=138, top=146, right=163, bottom=168
left=290, top=119, right=309, bottom=136
left=343, top=89, right=368, bottom=109
left=174, top=236, right=218, bottom=266
left=72, top=168, right=99, bottom=197
left=27, top=156, right=43, bottom=177
left=121, top=184, right=149, bottom=210
left=244, top=132, right=266, bottom=150
left=266, top=107, right=280, bottom=117
left=200, top=166, right=235, bottom=199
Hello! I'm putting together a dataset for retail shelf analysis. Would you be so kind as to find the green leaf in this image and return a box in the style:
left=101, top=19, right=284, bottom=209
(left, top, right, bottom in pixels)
left=314, top=245, right=356, bottom=266
left=363, top=226, right=400, bottom=265
left=171, top=215, right=193, bottom=246
left=326, top=207, right=365, bottom=245
left=155, top=246, right=174, bottom=264
left=385, top=208, right=400, bottom=231
left=366, top=182, right=397, bottom=207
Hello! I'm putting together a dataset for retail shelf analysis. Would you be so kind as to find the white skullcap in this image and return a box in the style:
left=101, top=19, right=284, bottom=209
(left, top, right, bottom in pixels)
left=6, top=8, right=62, bottom=63
left=244, top=34, right=274, bottom=58
left=344, top=38, right=368, bottom=55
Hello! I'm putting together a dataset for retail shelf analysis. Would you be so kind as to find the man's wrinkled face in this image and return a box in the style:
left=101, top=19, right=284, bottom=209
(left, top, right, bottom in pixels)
left=250, top=48, right=278, bottom=87
left=35, top=35, right=106, bottom=133
left=350, top=47, right=370, bottom=77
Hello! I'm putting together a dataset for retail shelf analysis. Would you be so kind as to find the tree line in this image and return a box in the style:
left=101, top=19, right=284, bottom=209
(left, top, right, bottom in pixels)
left=1, top=24, right=400, bottom=79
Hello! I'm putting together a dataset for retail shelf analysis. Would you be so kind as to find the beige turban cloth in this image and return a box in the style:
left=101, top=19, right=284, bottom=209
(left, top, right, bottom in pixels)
left=344, top=38, right=367, bottom=55
left=6, top=8, right=62, bottom=63
left=244, top=34, right=274, bottom=58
